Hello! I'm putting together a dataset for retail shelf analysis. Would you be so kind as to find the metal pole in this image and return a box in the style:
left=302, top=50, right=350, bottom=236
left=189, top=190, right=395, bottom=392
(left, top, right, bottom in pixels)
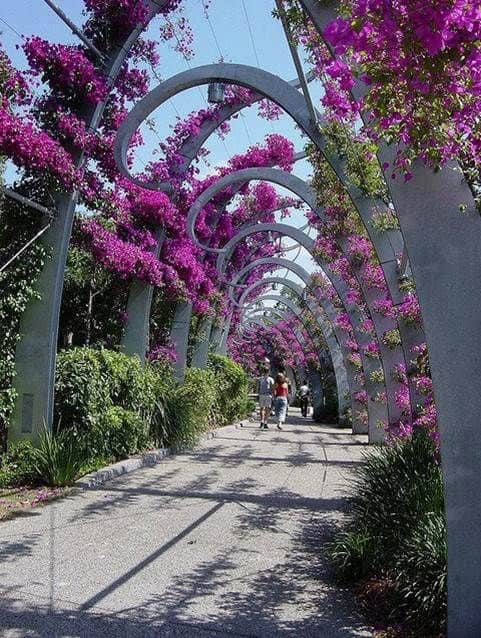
left=275, top=0, right=319, bottom=127
left=2, top=188, right=55, bottom=218
left=41, top=0, right=105, bottom=61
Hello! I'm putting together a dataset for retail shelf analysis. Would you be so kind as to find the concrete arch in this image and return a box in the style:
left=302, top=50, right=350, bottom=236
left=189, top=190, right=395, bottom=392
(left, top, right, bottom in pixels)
left=184, top=167, right=410, bottom=433
left=237, top=282, right=350, bottom=420
left=115, top=60, right=423, bottom=417
left=227, top=256, right=366, bottom=432
left=298, top=2, right=481, bottom=627
left=240, top=293, right=346, bottom=421
left=116, top=62, right=422, bottom=426
left=216, top=221, right=390, bottom=441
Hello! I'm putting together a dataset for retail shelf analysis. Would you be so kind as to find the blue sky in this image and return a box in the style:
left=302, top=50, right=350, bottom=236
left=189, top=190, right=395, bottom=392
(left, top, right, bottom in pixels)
left=1, top=0, right=322, bottom=282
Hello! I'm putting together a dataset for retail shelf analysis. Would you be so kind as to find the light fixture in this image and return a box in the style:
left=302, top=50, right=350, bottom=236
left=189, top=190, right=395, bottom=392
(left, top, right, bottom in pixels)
left=207, top=82, right=225, bottom=104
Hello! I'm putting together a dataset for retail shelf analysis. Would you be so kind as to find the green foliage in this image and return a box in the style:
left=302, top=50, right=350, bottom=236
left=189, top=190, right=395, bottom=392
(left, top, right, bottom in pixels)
left=98, top=406, right=150, bottom=460
left=1, top=347, right=253, bottom=486
left=328, top=529, right=377, bottom=582
left=207, top=353, right=250, bottom=425
left=54, top=347, right=169, bottom=459
left=314, top=390, right=339, bottom=423
left=329, top=431, right=446, bottom=631
left=395, top=512, right=447, bottom=631
left=0, top=439, right=39, bottom=487
left=371, top=209, right=400, bottom=233
left=33, top=427, right=87, bottom=487
left=59, top=245, right=129, bottom=348
left=382, top=329, right=402, bottom=350
left=322, top=121, right=389, bottom=200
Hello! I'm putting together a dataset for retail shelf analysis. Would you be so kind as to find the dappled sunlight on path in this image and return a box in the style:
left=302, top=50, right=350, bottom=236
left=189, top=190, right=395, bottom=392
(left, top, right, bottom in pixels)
left=0, top=409, right=371, bottom=637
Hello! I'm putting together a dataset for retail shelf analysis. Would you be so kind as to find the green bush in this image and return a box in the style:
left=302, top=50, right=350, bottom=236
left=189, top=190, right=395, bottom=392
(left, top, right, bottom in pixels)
left=328, top=529, right=377, bottom=582
left=207, top=353, right=250, bottom=425
left=314, top=390, right=339, bottom=423
left=349, top=432, right=444, bottom=571
left=54, top=348, right=172, bottom=458
left=0, top=439, right=39, bottom=487
left=33, top=427, right=87, bottom=487
left=164, top=367, right=217, bottom=449
left=395, top=511, right=447, bottom=631
left=31, top=348, right=251, bottom=476
left=97, top=406, right=150, bottom=461
left=329, top=431, right=446, bottom=632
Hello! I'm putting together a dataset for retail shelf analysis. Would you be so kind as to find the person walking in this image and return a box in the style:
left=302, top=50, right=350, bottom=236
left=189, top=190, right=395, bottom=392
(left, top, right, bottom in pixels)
left=299, top=380, right=310, bottom=418
left=258, top=367, right=274, bottom=429
left=273, top=372, right=289, bottom=430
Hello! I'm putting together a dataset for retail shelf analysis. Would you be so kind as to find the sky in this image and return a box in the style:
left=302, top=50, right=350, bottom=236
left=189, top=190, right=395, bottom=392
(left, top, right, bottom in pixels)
left=0, top=0, right=323, bottom=300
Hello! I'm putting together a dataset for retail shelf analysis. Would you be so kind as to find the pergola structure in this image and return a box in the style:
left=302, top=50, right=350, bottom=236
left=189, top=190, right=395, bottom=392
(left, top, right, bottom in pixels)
left=4, top=1, right=480, bottom=634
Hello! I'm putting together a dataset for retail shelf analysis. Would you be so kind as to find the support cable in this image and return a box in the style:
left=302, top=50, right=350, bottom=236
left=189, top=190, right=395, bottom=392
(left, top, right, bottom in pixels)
left=0, top=15, right=23, bottom=39
left=0, top=223, right=52, bottom=273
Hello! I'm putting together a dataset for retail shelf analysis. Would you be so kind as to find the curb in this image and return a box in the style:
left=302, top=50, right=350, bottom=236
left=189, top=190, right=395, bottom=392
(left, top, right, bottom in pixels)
left=75, top=419, right=245, bottom=489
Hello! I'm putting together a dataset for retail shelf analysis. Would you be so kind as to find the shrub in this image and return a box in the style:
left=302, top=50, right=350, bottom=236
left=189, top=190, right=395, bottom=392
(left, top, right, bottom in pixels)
left=33, top=427, right=87, bottom=487
left=163, top=367, right=217, bottom=449
left=0, top=439, right=39, bottom=487
left=54, top=347, right=111, bottom=435
left=207, top=353, right=250, bottom=425
left=97, top=406, right=150, bottom=460
left=394, top=511, right=447, bottom=631
left=54, top=347, right=173, bottom=457
left=349, top=431, right=444, bottom=571
left=314, top=390, right=339, bottom=423
left=329, top=529, right=377, bottom=582
left=329, top=430, right=446, bottom=632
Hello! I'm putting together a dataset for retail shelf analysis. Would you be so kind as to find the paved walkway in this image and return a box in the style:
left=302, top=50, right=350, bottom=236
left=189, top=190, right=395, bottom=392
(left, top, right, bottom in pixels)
left=0, top=409, right=372, bottom=637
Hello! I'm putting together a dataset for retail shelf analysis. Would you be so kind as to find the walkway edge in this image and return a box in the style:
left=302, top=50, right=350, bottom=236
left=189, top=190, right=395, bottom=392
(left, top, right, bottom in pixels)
left=75, top=420, right=245, bottom=489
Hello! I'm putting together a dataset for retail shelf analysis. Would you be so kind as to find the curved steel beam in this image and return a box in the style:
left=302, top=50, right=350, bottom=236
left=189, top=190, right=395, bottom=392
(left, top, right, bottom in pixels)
left=239, top=286, right=350, bottom=419
left=229, top=256, right=365, bottom=432
left=216, top=221, right=389, bottom=440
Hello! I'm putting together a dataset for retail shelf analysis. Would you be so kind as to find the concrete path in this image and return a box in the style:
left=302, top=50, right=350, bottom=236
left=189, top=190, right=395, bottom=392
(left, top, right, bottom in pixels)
left=0, top=409, right=372, bottom=637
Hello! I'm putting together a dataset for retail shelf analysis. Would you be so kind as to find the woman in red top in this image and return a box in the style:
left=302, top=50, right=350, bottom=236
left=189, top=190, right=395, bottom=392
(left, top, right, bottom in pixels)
left=273, top=372, right=289, bottom=430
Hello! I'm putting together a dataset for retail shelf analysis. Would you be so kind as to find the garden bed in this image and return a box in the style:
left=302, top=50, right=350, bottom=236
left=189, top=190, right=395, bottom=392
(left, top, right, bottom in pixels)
left=0, top=486, right=67, bottom=521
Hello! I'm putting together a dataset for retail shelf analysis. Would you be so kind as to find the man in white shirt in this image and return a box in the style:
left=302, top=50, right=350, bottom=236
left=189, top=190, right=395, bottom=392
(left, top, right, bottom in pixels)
left=258, top=367, right=274, bottom=429
left=299, top=380, right=310, bottom=418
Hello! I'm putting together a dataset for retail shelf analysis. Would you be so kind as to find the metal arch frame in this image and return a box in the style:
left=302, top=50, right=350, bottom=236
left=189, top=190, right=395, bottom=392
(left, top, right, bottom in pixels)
left=228, top=256, right=366, bottom=433
left=184, top=166, right=407, bottom=435
left=120, top=153, right=308, bottom=367
left=237, top=282, right=350, bottom=421
left=215, top=221, right=389, bottom=441
left=114, top=61, right=423, bottom=414
left=10, top=0, right=167, bottom=442
left=187, top=168, right=404, bottom=440
left=115, top=62, right=423, bottom=433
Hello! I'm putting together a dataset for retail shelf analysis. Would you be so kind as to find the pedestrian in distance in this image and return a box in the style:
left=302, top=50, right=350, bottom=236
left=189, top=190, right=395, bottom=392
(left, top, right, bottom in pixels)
left=273, top=372, right=289, bottom=430
left=299, top=380, right=310, bottom=418
left=258, top=366, right=274, bottom=429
